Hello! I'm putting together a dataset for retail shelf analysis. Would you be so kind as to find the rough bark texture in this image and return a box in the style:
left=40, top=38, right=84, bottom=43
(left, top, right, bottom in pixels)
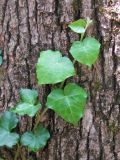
left=0, top=0, right=120, bottom=159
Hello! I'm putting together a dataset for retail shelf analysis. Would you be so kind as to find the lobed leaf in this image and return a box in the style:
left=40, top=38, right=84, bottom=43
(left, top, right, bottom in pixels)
left=0, top=111, right=19, bottom=148
left=70, top=37, right=101, bottom=67
left=36, top=50, right=75, bottom=84
left=46, top=83, right=87, bottom=124
left=0, top=129, right=19, bottom=148
left=0, top=111, right=18, bottom=131
left=20, top=89, right=38, bottom=105
left=11, top=103, right=41, bottom=117
left=21, top=124, right=50, bottom=152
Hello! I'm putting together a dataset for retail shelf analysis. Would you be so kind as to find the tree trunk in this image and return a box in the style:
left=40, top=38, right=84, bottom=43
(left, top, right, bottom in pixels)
left=0, top=0, right=120, bottom=159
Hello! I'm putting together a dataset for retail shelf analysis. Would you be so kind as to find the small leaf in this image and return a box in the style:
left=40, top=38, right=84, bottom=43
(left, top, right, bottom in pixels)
left=0, top=111, right=18, bottom=131
left=21, top=124, right=50, bottom=152
left=20, top=89, right=38, bottom=104
left=70, top=37, right=101, bottom=67
left=0, top=56, right=3, bottom=65
left=0, top=128, right=19, bottom=148
left=11, top=103, right=41, bottom=117
left=0, top=111, right=19, bottom=148
left=46, top=83, right=87, bottom=124
left=36, top=50, right=75, bottom=84
left=68, top=19, right=87, bottom=33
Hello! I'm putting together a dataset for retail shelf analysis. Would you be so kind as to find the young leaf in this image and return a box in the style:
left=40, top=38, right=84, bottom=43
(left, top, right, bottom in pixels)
left=0, top=111, right=18, bottom=131
left=68, top=19, right=87, bottom=33
left=0, top=129, right=19, bottom=148
left=70, top=37, right=101, bottom=67
left=21, top=124, right=50, bottom=152
left=20, top=89, right=38, bottom=105
left=0, top=111, right=19, bottom=148
left=46, top=83, right=87, bottom=125
left=36, top=50, right=75, bottom=84
left=11, top=103, right=41, bottom=117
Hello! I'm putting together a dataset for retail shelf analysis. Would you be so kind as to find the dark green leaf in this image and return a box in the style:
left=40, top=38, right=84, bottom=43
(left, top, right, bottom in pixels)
left=36, top=50, right=75, bottom=84
left=0, top=56, right=3, bottom=65
left=0, top=128, right=19, bottom=148
left=11, top=103, right=41, bottom=117
left=20, top=89, right=38, bottom=104
left=21, top=124, right=50, bottom=152
left=46, top=83, right=87, bottom=124
left=70, top=37, right=101, bottom=67
left=68, top=19, right=87, bottom=33
left=0, top=111, right=18, bottom=131
left=0, top=111, right=19, bottom=148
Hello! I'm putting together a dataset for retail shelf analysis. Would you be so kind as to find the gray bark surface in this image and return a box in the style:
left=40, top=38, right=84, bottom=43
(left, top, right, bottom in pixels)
left=0, top=0, right=120, bottom=159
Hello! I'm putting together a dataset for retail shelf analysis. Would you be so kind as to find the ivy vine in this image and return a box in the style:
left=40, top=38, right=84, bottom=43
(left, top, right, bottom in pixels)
left=0, top=18, right=101, bottom=159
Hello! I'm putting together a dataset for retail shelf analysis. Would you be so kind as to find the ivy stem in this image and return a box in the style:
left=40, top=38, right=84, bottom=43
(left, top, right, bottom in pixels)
left=14, top=143, right=21, bottom=160
left=60, top=80, right=65, bottom=88
left=80, top=33, right=84, bottom=41
left=34, top=108, right=48, bottom=129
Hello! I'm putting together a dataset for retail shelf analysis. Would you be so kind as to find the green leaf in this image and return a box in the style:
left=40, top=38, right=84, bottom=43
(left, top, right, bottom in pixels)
left=68, top=19, right=87, bottom=33
left=11, top=103, right=41, bottom=117
left=70, top=37, right=101, bottom=67
left=0, top=111, right=18, bottom=131
left=46, top=83, right=87, bottom=124
left=21, top=124, right=50, bottom=152
left=20, top=89, right=38, bottom=104
left=0, top=111, right=19, bottom=148
left=36, top=50, right=75, bottom=84
left=0, top=129, right=19, bottom=148
left=0, top=56, right=3, bottom=65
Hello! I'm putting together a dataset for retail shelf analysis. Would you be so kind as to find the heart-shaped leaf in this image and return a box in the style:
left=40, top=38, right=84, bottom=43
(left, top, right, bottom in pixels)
left=20, top=89, right=38, bottom=105
left=21, top=124, right=50, bottom=152
left=0, top=129, right=19, bottom=148
left=0, top=111, right=18, bottom=131
left=70, top=37, right=101, bottom=67
left=68, top=19, right=87, bottom=33
left=0, top=111, right=19, bottom=148
left=11, top=103, right=41, bottom=117
left=36, top=50, right=75, bottom=84
left=46, top=83, right=87, bottom=124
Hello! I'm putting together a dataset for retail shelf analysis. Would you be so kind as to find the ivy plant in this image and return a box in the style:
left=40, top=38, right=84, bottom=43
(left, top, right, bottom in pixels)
left=0, top=17, right=101, bottom=159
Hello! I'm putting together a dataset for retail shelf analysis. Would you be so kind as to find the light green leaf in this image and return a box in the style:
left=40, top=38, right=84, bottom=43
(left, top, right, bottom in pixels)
left=0, top=111, right=18, bottom=131
left=46, top=83, right=87, bottom=124
left=21, top=124, right=50, bottom=152
left=0, top=128, right=19, bottom=148
left=68, top=19, right=87, bottom=33
left=11, top=103, right=41, bottom=117
left=0, top=111, right=19, bottom=148
left=20, top=89, right=38, bottom=105
left=36, top=50, right=75, bottom=84
left=70, top=37, right=101, bottom=67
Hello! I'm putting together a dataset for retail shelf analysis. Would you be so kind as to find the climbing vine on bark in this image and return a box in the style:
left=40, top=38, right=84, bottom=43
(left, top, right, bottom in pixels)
left=0, top=18, right=100, bottom=159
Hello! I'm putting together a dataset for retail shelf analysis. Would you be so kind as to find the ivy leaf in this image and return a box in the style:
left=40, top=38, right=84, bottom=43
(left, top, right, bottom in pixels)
left=0, top=129, right=19, bottom=148
left=20, top=89, right=38, bottom=105
left=21, top=124, right=50, bottom=152
left=68, top=19, right=87, bottom=33
left=70, top=37, right=101, bottom=67
left=0, top=111, right=18, bottom=131
left=46, top=83, right=87, bottom=125
left=36, top=50, right=75, bottom=84
left=0, top=111, right=19, bottom=148
left=0, top=56, right=3, bottom=65
left=11, top=103, right=41, bottom=117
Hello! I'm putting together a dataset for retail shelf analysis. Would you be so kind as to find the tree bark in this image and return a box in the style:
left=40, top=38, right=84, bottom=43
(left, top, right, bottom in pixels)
left=0, top=0, right=120, bottom=159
